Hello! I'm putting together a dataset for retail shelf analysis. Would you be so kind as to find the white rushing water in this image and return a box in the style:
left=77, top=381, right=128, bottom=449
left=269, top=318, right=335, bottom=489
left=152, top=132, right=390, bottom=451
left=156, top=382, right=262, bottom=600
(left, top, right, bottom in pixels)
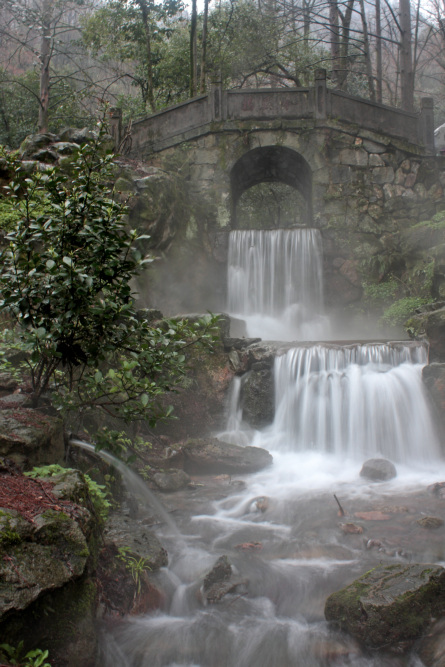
left=227, top=228, right=328, bottom=341
left=100, top=227, right=445, bottom=667
left=252, top=342, right=440, bottom=464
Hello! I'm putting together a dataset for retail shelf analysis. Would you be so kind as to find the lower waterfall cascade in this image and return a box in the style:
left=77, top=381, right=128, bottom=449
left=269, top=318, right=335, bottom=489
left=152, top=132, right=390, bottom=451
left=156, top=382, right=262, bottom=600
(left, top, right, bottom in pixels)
left=100, top=227, right=445, bottom=667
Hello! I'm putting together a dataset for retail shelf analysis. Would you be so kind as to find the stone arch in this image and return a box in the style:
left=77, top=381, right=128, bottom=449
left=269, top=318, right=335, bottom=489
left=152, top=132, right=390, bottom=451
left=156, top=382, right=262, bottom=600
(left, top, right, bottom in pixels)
left=230, top=146, right=313, bottom=227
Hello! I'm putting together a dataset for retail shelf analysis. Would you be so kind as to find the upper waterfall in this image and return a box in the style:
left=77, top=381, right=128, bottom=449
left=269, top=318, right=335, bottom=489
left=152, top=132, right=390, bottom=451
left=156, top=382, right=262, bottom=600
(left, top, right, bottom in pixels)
left=227, top=228, right=328, bottom=341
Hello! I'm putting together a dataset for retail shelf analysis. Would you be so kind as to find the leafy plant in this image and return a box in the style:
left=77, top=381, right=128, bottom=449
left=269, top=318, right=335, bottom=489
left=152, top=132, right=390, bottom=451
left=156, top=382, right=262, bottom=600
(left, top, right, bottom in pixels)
left=381, top=296, right=430, bottom=326
left=117, top=546, right=151, bottom=594
left=362, top=279, right=399, bottom=304
left=93, top=427, right=152, bottom=463
left=0, top=642, right=51, bottom=667
left=0, top=116, right=219, bottom=424
left=0, top=328, right=28, bottom=382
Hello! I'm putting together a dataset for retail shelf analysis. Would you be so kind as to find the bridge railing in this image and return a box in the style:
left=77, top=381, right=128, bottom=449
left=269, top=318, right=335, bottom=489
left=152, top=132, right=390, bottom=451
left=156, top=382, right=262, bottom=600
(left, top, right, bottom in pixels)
left=128, top=70, right=435, bottom=156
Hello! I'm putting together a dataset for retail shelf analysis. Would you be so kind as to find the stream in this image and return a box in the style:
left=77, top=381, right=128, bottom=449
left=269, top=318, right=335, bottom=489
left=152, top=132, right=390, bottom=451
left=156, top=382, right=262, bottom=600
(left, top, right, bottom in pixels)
left=99, top=229, right=445, bottom=667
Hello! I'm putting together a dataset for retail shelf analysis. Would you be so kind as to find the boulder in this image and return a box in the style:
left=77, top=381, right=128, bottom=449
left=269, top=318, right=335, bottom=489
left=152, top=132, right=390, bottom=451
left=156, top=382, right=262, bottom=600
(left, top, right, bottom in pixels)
left=359, top=458, right=397, bottom=481
left=152, top=469, right=191, bottom=492
left=0, top=462, right=99, bottom=665
left=19, top=133, right=58, bottom=159
left=182, top=438, right=273, bottom=475
left=0, top=408, right=64, bottom=469
left=58, top=127, right=96, bottom=144
left=325, top=563, right=445, bottom=650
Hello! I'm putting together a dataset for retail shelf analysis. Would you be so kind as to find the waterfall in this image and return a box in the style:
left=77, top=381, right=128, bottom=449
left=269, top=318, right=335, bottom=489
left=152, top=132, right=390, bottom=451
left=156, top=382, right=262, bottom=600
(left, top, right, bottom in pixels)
left=227, top=229, right=328, bottom=341
left=267, top=342, right=439, bottom=463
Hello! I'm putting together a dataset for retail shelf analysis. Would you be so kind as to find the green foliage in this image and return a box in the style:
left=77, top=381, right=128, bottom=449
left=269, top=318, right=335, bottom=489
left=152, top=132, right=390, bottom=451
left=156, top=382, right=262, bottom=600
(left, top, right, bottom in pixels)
left=412, top=210, right=445, bottom=230
left=81, top=0, right=186, bottom=112
left=117, top=546, right=151, bottom=593
left=362, top=279, right=399, bottom=305
left=25, top=464, right=111, bottom=522
left=0, top=643, right=51, bottom=667
left=0, top=328, right=28, bottom=382
left=93, top=427, right=152, bottom=463
left=0, top=199, right=22, bottom=232
left=206, top=0, right=329, bottom=88
left=0, top=115, right=219, bottom=422
left=381, top=297, right=430, bottom=326
left=0, top=69, right=92, bottom=149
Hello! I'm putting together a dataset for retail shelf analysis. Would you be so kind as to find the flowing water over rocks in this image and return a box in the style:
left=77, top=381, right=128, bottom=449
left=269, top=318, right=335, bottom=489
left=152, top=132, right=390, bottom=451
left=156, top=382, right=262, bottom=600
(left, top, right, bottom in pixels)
left=100, top=228, right=445, bottom=667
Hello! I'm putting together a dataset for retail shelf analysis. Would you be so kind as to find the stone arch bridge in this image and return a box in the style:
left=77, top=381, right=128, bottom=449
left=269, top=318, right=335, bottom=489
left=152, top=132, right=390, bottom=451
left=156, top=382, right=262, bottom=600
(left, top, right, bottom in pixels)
left=112, top=71, right=445, bottom=314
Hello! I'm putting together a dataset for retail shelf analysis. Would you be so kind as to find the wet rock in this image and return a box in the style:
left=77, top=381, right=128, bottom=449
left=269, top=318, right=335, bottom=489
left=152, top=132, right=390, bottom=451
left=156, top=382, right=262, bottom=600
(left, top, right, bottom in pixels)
left=228, top=349, right=248, bottom=374
left=359, top=458, right=397, bottom=481
left=416, top=309, right=445, bottom=362
left=423, top=365, right=445, bottom=434
left=417, top=516, right=444, bottom=529
left=417, top=617, right=445, bottom=667
left=241, top=367, right=275, bottom=428
left=339, top=522, right=363, bottom=534
left=205, top=578, right=249, bottom=603
left=428, top=481, right=445, bottom=498
left=325, top=563, right=445, bottom=650
left=252, top=496, right=269, bottom=512
left=0, top=508, right=89, bottom=623
left=203, top=555, right=232, bottom=591
left=152, top=469, right=191, bottom=492
left=103, top=513, right=168, bottom=572
left=182, top=437, right=273, bottom=475
left=0, top=409, right=64, bottom=469
left=202, top=555, right=248, bottom=603
left=311, top=638, right=361, bottom=663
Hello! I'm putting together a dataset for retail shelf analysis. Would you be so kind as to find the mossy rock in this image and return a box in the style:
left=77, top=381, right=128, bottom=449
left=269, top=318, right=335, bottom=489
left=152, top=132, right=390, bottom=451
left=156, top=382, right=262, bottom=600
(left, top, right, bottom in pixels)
left=325, top=563, right=445, bottom=650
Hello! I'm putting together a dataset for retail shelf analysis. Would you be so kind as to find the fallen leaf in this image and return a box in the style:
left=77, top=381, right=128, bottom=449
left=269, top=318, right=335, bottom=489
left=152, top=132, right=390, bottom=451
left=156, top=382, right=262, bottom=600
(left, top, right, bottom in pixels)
left=354, top=511, right=391, bottom=521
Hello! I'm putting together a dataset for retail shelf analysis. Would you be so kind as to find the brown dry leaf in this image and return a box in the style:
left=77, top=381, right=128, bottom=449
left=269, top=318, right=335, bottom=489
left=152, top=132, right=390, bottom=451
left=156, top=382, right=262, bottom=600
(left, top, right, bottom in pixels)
left=354, top=511, right=391, bottom=521
left=234, top=542, right=263, bottom=551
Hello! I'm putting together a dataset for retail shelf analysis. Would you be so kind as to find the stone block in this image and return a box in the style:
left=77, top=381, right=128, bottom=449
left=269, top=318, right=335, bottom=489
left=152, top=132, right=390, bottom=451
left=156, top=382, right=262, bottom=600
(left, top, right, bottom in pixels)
left=337, top=148, right=368, bottom=166
left=362, top=139, right=387, bottom=153
left=368, top=153, right=384, bottom=167
left=370, top=166, right=395, bottom=184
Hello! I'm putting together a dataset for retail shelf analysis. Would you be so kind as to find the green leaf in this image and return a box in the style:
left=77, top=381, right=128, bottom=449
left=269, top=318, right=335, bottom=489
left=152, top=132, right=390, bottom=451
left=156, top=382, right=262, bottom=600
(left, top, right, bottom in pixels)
left=62, top=256, right=73, bottom=266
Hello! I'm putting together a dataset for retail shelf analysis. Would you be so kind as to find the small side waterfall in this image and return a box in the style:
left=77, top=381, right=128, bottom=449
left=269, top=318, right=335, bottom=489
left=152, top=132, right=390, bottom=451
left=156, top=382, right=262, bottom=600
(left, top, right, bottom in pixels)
left=265, top=342, right=439, bottom=463
left=227, top=229, right=327, bottom=340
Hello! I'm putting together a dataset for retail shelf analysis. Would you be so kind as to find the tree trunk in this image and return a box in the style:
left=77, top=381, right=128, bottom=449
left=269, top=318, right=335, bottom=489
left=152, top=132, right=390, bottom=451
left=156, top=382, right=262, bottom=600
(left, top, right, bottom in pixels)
left=359, top=0, right=376, bottom=100
left=375, top=0, right=382, bottom=102
left=190, top=0, right=198, bottom=97
left=329, top=0, right=341, bottom=86
left=38, top=0, right=52, bottom=133
left=399, top=0, right=414, bottom=111
left=136, top=0, right=156, bottom=112
left=200, top=0, right=209, bottom=93
left=337, top=0, right=355, bottom=91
